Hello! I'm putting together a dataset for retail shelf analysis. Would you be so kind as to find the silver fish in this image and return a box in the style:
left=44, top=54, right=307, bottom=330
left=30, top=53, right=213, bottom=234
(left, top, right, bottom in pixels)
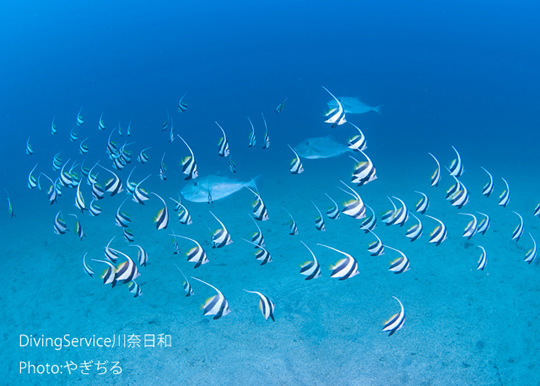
left=181, top=175, right=257, bottom=203
left=293, top=136, right=351, bottom=159
left=327, top=96, right=381, bottom=115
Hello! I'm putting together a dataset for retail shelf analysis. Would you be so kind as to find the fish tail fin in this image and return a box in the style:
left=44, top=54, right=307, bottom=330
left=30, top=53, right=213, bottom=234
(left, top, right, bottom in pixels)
left=249, top=175, right=263, bottom=191
left=373, top=105, right=383, bottom=115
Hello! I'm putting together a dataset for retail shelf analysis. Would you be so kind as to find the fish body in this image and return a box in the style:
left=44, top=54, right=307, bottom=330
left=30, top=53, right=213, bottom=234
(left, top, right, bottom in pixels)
left=294, top=136, right=350, bottom=159
left=181, top=175, right=257, bottom=203
left=327, top=96, right=381, bottom=115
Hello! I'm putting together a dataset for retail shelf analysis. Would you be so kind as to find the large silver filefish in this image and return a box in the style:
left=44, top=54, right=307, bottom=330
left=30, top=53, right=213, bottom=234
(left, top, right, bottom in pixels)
left=294, top=136, right=351, bottom=159
left=181, top=175, right=257, bottom=203
left=327, top=97, right=382, bottom=115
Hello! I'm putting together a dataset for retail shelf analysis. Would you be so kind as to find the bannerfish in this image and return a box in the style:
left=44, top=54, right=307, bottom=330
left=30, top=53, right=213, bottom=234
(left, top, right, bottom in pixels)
left=293, top=136, right=351, bottom=160
left=181, top=175, right=257, bottom=203
left=327, top=97, right=382, bottom=115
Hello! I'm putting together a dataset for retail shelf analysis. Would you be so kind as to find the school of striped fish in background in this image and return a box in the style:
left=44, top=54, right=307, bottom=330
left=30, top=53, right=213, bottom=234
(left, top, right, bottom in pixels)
left=16, top=86, right=540, bottom=335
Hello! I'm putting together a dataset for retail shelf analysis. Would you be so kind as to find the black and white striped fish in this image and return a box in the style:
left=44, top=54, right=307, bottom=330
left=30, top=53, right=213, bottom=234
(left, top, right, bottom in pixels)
left=476, top=212, right=490, bottom=235
left=247, top=187, right=269, bottom=221
left=28, top=164, right=38, bottom=189
left=299, top=241, right=321, bottom=280
left=79, top=137, right=89, bottom=155
left=428, top=153, right=441, bottom=187
left=75, top=182, right=86, bottom=212
left=70, top=128, right=78, bottom=142
left=137, top=147, right=151, bottom=164
left=499, top=178, right=510, bottom=207
left=275, top=98, right=287, bottom=114
left=98, top=112, right=105, bottom=130
left=70, top=214, right=86, bottom=240
left=311, top=201, right=326, bottom=231
left=129, top=244, right=149, bottom=267
left=111, top=249, right=140, bottom=287
left=242, top=238, right=272, bottom=265
left=284, top=209, right=298, bottom=235
left=367, top=230, right=385, bottom=256
left=51, top=117, right=57, bottom=135
left=52, top=152, right=63, bottom=171
left=347, top=122, right=367, bottom=151
left=249, top=215, right=265, bottom=246
left=172, top=233, right=209, bottom=268
left=360, top=205, right=377, bottom=233
left=82, top=252, right=94, bottom=277
left=387, top=196, right=409, bottom=226
left=100, top=164, right=123, bottom=196
left=91, top=181, right=104, bottom=200
left=191, top=277, right=231, bottom=319
left=152, top=192, right=169, bottom=230
left=459, top=213, right=477, bottom=239
left=169, top=118, right=175, bottom=143
left=159, top=153, right=167, bottom=181
left=127, top=121, right=132, bottom=136
left=480, top=167, right=494, bottom=197
left=25, top=137, right=33, bottom=155
left=123, top=228, right=134, bottom=242
left=322, top=86, right=346, bottom=127
left=178, top=135, right=198, bottom=180
left=534, top=204, right=540, bottom=218
left=92, top=259, right=117, bottom=285
left=170, top=196, right=193, bottom=225
left=385, top=245, right=410, bottom=274
left=382, top=197, right=398, bottom=225
left=383, top=297, right=405, bottom=336
left=405, top=214, right=423, bottom=242
left=448, top=146, right=464, bottom=177
left=318, top=243, right=359, bottom=280
left=350, top=151, right=377, bottom=186
left=59, top=160, right=73, bottom=187
left=54, top=211, right=68, bottom=235
left=244, top=290, right=275, bottom=321
left=175, top=265, right=194, bottom=296
left=447, top=175, right=469, bottom=209
left=338, top=180, right=366, bottom=219
left=128, top=281, right=142, bottom=297
left=324, top=193, right=340, bottom=220
left=415, top=191, right=430, bottom=214
left=125, top=167, right=137, bottom=194
left=210, top=211, right=233, bottom=248
left=115, top=198, right=131, bottom=228
left=215, top=122, right=230, bottom=157
left=104, top=236, right=119, bottom=263
left=132, top=175, right=151, bottom=205
left=425, top=215, right=448, bottom=245
left=247, top=117, right=256, bottom=147
left=525, top=233, right=537, bottom=264
left=512, top=211, right=524, bottom=242
left=477, top=246, right=487, bottom=271
left=40, top=173, right=58, bottom=205
left=261, top=113, right=270, bottom=149
left=288, top=144, right=304, bottom=174
left=178, top=93, right=188, bottom=112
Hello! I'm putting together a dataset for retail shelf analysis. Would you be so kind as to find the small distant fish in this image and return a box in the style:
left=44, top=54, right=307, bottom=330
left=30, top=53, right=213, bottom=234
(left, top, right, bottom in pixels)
left=159, top=153, right=167, bottom=181
left=215, top=122, right=230, bottom=157
left=52, top=152, right=63, bottom=171
left=242, top=238, right=272, bottom=265
left=152, top=192, right=169, bottom=230
left=177, top=135, right=198, bottom=181
left=384, top=196, right=408, bottom=227
left=338, top=180, right=366, bottom=219
left=498, top=178, right=510, bottom=207
left=106, top=131, right=118, bottom=155
left=51, top=117, right=57, bottom=135
left=405, top=213, right=423, bottom=242
left=476, top=211, right=490, bottom=235
left=244, top=290, right=275, bottom=321
left=28, top=164, right=39, bottom=189
left=287, top=144, right=304, bottom=174
left=104, top=236, right=119, bottom=263
left=448, top=146, right=464, bottom=177
left=171, top=234, right=209, bottom=268
left=428, top=153, right=441, bottom=187
left=318, top=243, right=359, bottom=280
left=533, top=203, right=540, bottom=218
left=415, top=191, right=430, bottom=214
left=247, top=117, right=256, bottom=147
left=209, top=211, right=232, bottom=248
left=480, top=167, right=494, bottom=197
left=367, top=230, right=385, bottom=256
left=512, top=211, right=524, bottom=242
left=299, top=241, right=321, bottom=280
left=115, top=198, right=132, bottom=228
left=347, top=122, right=367, bottom=151
left=247, top=187, right=269, bottom=221
left=98, top=113, right=106, bottom=130
left=127, top=121, right=132, bottom=136
left=350, top=151, right=377, bottom=186
left=40, top=173, right=58, bottom=205
left=175, top=265, right=194, bottom=296
left=137, top=147, right=151, bottom=164
left=128, top=281, right=142, bottom=297
left=324, top=193, right=340, bottom=220
left=447, top=175, right=469, bottom=209
left=76, top=107, right=84, bottom=126
left=69, top=214, right=86, bottom=240
left=79, top=137, right=89, bottom=155
left=70, top=128, right=78, bottom=142
left=75, top=182, right=86, bottom=213
left=169, top=118, right=174, bottom=143
left=382, top=297, right=405, bottom=336
left=261, top=113, right=270, bottom=149
left=25, top=137, right=33, bottom=155
left=54, top=211, right=68, bottom=234
left=129, top=244, right=149, bottom=267
left=425, top=215, right=448, bottom=246
left=477, top=246, right=487, bottom=271
left=99, top=164, right=123, bottom=196
left=170, top=196, right=193, bottom=225
left=228, top=157, right=236, bottom=174
left=311, top=201, right=326, bottom=231
left=82, top=252, right=94, bottom=277
left=191, top=277, right=231, bottom=319
left=385, top=245, right=410, bottom=274
left=360, top=205, right=377, bottom=233
left=117, top=123, right=123, bottom=137
left=132, top=175, right=151, bottom=205
left=275, top=98, right=287, bottom=114
left=5, top=191, right=14, bottom=218
left=322, top=86, right=346, bottom=127
left=178, top=93, right=188, bottom=112
left=284, top=209, right=298, bottom=235
left=459, top=213, right=477, bottom=239
left=89, top=199, right=102, bottom=216
left=525, top=233, right=537, bottom=264
left=249, top=215, right=265, bottom=246
left=161, top=116, right=169, bottom=132
left=123, top=228, right=134, bottom=242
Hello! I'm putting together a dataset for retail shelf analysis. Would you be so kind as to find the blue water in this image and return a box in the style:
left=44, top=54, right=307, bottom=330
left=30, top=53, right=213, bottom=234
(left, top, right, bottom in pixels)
left=1, top=1, right=539, bottom=385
